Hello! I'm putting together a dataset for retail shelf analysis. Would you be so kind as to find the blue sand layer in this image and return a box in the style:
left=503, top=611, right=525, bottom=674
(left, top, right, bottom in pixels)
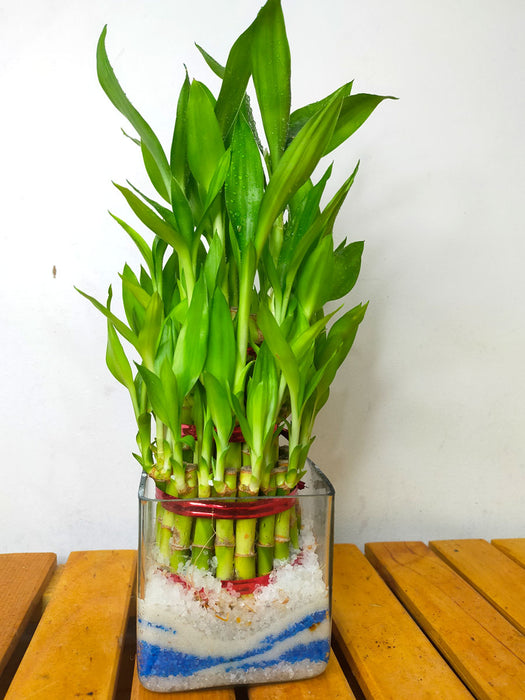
left=138, top=609, right=329, bottom=679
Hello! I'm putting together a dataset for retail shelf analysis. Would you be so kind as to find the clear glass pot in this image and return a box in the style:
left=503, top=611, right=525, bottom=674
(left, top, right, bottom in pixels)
left=137, top=459, right=335, bottom=692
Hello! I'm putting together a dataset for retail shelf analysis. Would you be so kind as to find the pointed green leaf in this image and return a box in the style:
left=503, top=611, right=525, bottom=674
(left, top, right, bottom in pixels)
left=109, top=212, right=154, bottom=275
left=225, top=113, right=265, bottom=252
left=251, top=0, right=291, bottom=168
left=114, top=183, right=188, bottom=255
left=170, top=71, right=191, bottom=185
left=325, top=94, right=397, bottom=155
left=214, top=22, right=253, bottom=138
left=206, top=287, right=236, bottom=388
left=296, top=235, right=334, bottom=320
left=170, top=176, right=195, bottom=248
left=195, top=44, right=225, bottom=79
left=96, top=27, right=171, bottom=194
left=120, top=264, right=151, bottom=309
left=106, top=321, right=135, bottom=393
left=246, top=343, right=279, bottom=452
left=140, top=140, right=171, bottom=202
left=326, top=240, right=364, bottom=302
left=287, top=81, right=353, bottom=146
left=202, top=371, right=234, bottom=447
left=76, top=286, right=138, bottom=349
left=172, top=275, right=209, bottom=398
left=159, top=360, right=180, bottom=434
left=121, top=265, right=147, bottom=334
left=136, top=364, right=171, bottom=429
left=315, top=303, right=368, bottom=394
left=137, top=292, right=163, bottom=368
left=186, top=80, right=226, bottom=191
left=202, top=148, right=231, bottom=213
left=279, top=164, right=332, bottom=281
left=203, top=231, right=225, bottom=292
left=255, top=89, right=344, bottom=258
left=256, top=302, right=300, bottom=403
left=284, top=162, right=359, bottom=296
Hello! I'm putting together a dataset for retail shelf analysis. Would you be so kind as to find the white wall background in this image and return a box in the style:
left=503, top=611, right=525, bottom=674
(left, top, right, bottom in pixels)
left=1, top=0, right=524, bottom=561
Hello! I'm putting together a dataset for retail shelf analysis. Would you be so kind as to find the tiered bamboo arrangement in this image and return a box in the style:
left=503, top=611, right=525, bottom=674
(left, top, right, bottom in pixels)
left=79, top=0, right=392, bottom=582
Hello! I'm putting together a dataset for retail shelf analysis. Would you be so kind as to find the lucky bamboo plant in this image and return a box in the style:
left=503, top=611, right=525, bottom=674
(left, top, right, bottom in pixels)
left=79, top=0, right=392, bottom=582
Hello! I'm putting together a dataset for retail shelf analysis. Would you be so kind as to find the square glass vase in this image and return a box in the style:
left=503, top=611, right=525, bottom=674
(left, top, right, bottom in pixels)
left=137, top=459, right=335, bottom=692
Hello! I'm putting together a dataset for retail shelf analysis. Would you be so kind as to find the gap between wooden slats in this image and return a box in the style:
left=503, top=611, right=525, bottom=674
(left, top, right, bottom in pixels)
left=492, top=538, right=525, bottom=568
left=332, top=543, right=472, bottom=699
left=0, top=552, right=56, bottom=676
left=4, top=549, right=136, bottom=700
left=366, top=541, right=525, bottom=700
left=430, top=538, right=525, bottom=634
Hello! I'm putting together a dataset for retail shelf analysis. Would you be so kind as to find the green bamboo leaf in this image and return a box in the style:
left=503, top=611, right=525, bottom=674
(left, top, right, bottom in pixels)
left=284, top=162, right=359, bottom=296
left=229, top=392, right=253, bottom=447
left=195, top=44, right=225, bottom=79
left=206, top=287, right=236, bottom=388
left=137, top=292, right=163, bottom=369
left=202, top=148, right=231, bottom=213
left=326, top=240, right=364, bottom=302
left=251, top=0, right=291, bottom=168
left=256, top=303, right=300, bottom=403
left=106, top=321, right=135, bottom=393
left=202, top=371, right=234, bottom=446
left=290, top=307, right=338, bottom=362
left=186, top=80, right=226, bottom=191
left=161, top=250, right=180, bottom=314
left=172, top=275, right=209, bottom=398
left=153, top=318, right=176, bottom=374
left=214, top=22, right=253, bottom=138
left=315, top=303, right=368, bottom=394
left=76, top=286, right=138, bottom=350
left=159, top=360, right=180, bottom=434
left=120, top=264, right=151, bottom=309
left=203, top=231, right=225, bottom=292
left=140, top=140, right=171, bottom=202
left=170, top=70, right=191, bottom=186
left=279, top=164, right=332, bottom=281
left=170, top=176, right=195, bottom=248
left=96, top=27, right=171, bottom=194
left=136, top=364, right=171, bottom=429
left=246, top=343, right=279, bottom=452
left=255, top=88, right=344, bottom=258
left=325, top=94, right=396, bottom=155
left=109, top=212, right=154, bottom=275
left=287, top=81, right=353, bottom=146
left=295, top=235, right=334, bottom=320
left=121, top=265, right=147, bottom=334
left=225, top=113, right=265, bottom=252
left=114, top=183, right=188, bottom=254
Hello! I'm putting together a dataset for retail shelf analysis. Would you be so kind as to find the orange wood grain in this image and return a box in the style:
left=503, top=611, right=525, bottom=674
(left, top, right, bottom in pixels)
left=0, top=552, right=56, bottom=675
left=430, top=538, right=525, bottom=634
left=366, top=541, right=525, bottom=699
left=492, top=538, right=525, bottom=568
left=248, top=650, right=354, bottom=700
left=5, top=550, right=136, bottom=700
left=333, top=543, right=472, bottom=699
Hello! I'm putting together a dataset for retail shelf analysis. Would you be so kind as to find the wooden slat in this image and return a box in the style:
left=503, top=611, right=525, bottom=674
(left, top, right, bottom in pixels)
left=0, top=552, right=56, bottom=675
left=131, top=660, right=236, bottom=699
left=332, top=544, right=472, bottom=699
left=248, top=650, right=354, bottom=700
left=5, top=550, right=136, bottom=700
left=366, top=541, right=525, bottom=699
left=492, top=538, right=525, bottom=568
left=430, top=539, right=525, bottom=634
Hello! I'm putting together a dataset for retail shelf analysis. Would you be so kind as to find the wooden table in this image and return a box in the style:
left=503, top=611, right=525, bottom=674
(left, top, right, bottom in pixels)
left=2, top=540, right=525, bottom=699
